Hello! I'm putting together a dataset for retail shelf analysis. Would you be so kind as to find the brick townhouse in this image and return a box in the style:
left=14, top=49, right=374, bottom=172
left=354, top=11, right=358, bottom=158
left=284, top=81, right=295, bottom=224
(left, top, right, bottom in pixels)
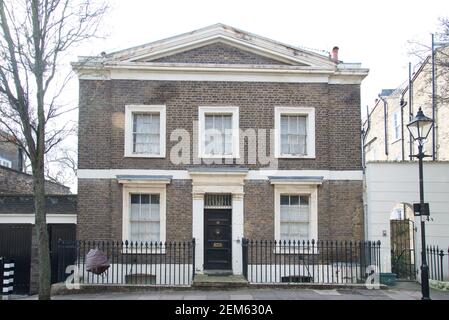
left=73, top=24, right=369, bottom=275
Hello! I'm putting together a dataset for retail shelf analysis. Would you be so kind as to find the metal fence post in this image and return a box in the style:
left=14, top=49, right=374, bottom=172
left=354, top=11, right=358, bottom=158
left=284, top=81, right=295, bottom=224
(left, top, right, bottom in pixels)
left=242, top=238, right=248, bottom=280
left=439, top=249, right=444, bottom=281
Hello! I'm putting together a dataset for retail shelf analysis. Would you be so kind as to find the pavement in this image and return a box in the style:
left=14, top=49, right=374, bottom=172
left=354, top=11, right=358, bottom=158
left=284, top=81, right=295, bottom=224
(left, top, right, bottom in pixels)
left=13, top=281, right=449, bottom=300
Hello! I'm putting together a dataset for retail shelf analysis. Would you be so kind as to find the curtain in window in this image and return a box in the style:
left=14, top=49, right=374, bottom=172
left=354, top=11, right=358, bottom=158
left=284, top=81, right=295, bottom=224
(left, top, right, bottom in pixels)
left=280, top=115, right=307, bottom=155
left=133, top=113, right=160, bottom=154
left=130, top=194, right=160, bottom=242
left=204, top=114, right=233, bottom=155
left=280, top=195, right=310, bottom=240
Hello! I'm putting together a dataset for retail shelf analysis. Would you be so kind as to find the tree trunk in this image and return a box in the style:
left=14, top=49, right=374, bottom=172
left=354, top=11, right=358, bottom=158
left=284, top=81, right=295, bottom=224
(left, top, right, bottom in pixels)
left=33, top=165, right=51, bottom=300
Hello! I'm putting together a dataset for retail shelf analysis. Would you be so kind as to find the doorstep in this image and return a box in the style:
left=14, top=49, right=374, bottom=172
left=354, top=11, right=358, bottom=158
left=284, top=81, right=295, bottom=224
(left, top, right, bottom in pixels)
left=192, top=274, right=249, bottom=289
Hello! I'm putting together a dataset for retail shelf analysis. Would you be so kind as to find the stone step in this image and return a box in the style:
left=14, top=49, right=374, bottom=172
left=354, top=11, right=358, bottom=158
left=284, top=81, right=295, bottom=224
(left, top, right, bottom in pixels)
left=192, top=274, right=249, bottom=288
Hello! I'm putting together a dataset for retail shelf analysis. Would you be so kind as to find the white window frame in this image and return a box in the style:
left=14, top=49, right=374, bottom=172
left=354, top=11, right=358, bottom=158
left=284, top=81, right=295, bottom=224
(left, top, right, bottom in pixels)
left=0, top=156, right=12, bottom=168
left=275, top=107, right=315, bottom=159
left=274, top=184, right=318, bottom=252
left=198, top=106, right=240, bottom=159
left=122, top=185, right=167, bottom=246
left=124, top=105, right=166, bottom=158
left=392, top=110, right=402, bottom=142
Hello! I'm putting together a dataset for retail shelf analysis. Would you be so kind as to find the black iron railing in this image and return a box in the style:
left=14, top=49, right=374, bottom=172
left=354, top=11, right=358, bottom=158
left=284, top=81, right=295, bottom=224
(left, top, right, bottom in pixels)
left=57, top=239, right=195, bottom=286
left=427, top=245, right=449, bottom=281
left=242, top=239, right=382, bottom=284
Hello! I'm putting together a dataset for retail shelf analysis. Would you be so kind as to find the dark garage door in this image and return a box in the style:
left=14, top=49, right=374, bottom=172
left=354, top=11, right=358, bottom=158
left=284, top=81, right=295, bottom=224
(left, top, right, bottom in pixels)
left=0, top=224, right=32, bottom=294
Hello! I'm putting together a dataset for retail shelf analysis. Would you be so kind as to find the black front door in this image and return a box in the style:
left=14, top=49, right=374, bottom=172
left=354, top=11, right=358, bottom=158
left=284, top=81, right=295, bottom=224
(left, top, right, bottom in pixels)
left=204, top=209, right=232, bottom=270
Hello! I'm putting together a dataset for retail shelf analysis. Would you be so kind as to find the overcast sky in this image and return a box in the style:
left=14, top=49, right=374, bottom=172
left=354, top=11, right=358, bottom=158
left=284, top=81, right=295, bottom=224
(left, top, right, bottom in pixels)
left=70, top=0, right=449, bottom=114
left=61, top=0, right=448, bottom=191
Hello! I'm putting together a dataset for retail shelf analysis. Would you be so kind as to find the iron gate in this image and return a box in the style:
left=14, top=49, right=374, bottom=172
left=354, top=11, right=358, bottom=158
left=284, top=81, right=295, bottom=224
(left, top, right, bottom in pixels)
left=390, top=218, right=416, bottom=280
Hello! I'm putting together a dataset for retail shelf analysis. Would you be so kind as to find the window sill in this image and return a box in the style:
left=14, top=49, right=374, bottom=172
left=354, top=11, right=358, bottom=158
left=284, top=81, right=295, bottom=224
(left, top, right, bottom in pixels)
left=124, top=153, right=166, bottom=159
left=199, top=154, right=240, bottom=159
left=275, top=154, right=315, bottom=159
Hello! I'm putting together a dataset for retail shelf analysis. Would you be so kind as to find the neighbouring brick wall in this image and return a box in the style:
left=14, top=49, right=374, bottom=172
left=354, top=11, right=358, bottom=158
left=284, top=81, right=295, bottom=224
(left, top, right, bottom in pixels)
left=150, top=43, right=291, bottom=65
left=0, top=167, right=71, bottom=195
left=0, top=195, right=77, bottom=214
left=0, top=141, right=21, bottom=170
left=79, top=80, right=362, bottom=171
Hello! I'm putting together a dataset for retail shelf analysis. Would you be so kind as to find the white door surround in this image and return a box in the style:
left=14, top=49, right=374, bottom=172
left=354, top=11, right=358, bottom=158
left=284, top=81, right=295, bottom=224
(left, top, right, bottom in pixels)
left=190, top=169, right=247, bottom=275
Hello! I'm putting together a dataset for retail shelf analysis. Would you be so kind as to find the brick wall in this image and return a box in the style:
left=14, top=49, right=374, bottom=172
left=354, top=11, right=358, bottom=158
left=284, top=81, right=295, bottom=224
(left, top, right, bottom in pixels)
left=78, top=179, right=194, bottom=242
left=0, top=141, right=21, bottom=170
left=0, top=195, right=77, bottom=214
left=77, top=179, right=113, bottom=240
left=0, top=166, right=71, bottom=195
left=150, top=42, right=291, bottom=65
left=78, top=179, right=363, bottom=242
left=244, top=180, right=364, bottom=241
left=244, top=180, right=275, bottom=240
left=79, top=80, right=362, bottom=171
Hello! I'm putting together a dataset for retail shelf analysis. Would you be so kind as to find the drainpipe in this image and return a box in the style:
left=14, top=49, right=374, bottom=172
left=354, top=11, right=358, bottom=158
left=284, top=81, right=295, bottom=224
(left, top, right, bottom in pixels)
left=362, top=104, right=371, bottom=240
left=361, top=105, right=371, bottom=172
left=378, top=95, right=388, bottom=157
left=431, top=34, right=436, bottom=161
left=400, top=97, right=407, bottom=161
left=408, top=62, right=413, bottom=161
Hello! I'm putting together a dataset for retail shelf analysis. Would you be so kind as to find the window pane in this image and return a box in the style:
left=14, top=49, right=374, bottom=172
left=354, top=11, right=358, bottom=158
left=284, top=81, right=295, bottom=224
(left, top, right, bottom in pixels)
left=131, top=203, right=140, bottom=221
left=281, top=134, right=289, bottom=154
left=141, top=194, right=150, bottom=204
left=298, top=135, right=306, bottom=155
left=129, top=193, right=161, bottom=242
left=205, top=115, right=213, bottom=130
left=300, top=196, right=309, bottom=205
left=280, top=115, right=307, bottom=155
left=132, top=113, right=160, bottom=154
left=299, top=223, right=309, bottom=239
left=280, top=195, right=289, bottom=205
left=289, top=196, right=299, bottom=205
left=280, top=205, right=289, bottom=221
left=290, top=223, right=300, bottom=239
left=298, top=117, right=307, bottom=135
left=223, top=115, right=232, bottom=130
left=203, top=114, right=234, bottom=156
left=131, top=194, right=140, bottom=204
left=288, top=116, right=297, bottom=134
left=281, top=116, right=288, bottom=134
left=130, top=222, right=139, bottom=241
left=151, top=194, right=160, bottom=204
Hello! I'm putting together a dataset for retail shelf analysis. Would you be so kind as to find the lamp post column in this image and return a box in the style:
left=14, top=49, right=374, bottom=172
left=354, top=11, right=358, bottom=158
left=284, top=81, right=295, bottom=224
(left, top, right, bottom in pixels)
left=418, top=143, right=430, bottom=300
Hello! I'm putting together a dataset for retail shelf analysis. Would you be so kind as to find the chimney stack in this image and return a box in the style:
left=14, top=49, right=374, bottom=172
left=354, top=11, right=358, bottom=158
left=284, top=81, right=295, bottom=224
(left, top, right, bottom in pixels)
left=331, top=46, right=339, bottom=62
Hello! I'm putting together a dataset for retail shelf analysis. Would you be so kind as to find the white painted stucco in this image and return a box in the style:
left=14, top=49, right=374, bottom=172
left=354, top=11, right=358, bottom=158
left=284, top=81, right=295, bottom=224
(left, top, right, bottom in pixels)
left=365, top=162, right=449, bottom=279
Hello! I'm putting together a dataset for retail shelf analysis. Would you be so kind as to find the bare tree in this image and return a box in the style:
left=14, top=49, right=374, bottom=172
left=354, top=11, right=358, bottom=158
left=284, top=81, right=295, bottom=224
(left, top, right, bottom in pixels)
left=408, top=17, right=449, bottom=105
left=0, top=0, right=107, bottom=299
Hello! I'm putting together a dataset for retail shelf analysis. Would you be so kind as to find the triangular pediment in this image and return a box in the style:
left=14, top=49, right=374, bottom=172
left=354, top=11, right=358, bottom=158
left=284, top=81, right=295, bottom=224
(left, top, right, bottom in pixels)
left=142, top=41, right=298, bottom=66
left=104, top=24, right=336, bottom=68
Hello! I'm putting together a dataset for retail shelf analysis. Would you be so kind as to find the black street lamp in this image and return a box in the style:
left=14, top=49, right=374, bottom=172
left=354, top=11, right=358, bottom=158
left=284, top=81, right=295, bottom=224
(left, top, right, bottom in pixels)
left=407, top=107, right=434, bottom=301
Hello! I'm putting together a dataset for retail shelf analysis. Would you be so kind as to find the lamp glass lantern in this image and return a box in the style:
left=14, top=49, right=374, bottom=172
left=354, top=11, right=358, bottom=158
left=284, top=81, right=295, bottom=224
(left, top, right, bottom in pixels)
left=407, top=107, right=434, bottom=142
